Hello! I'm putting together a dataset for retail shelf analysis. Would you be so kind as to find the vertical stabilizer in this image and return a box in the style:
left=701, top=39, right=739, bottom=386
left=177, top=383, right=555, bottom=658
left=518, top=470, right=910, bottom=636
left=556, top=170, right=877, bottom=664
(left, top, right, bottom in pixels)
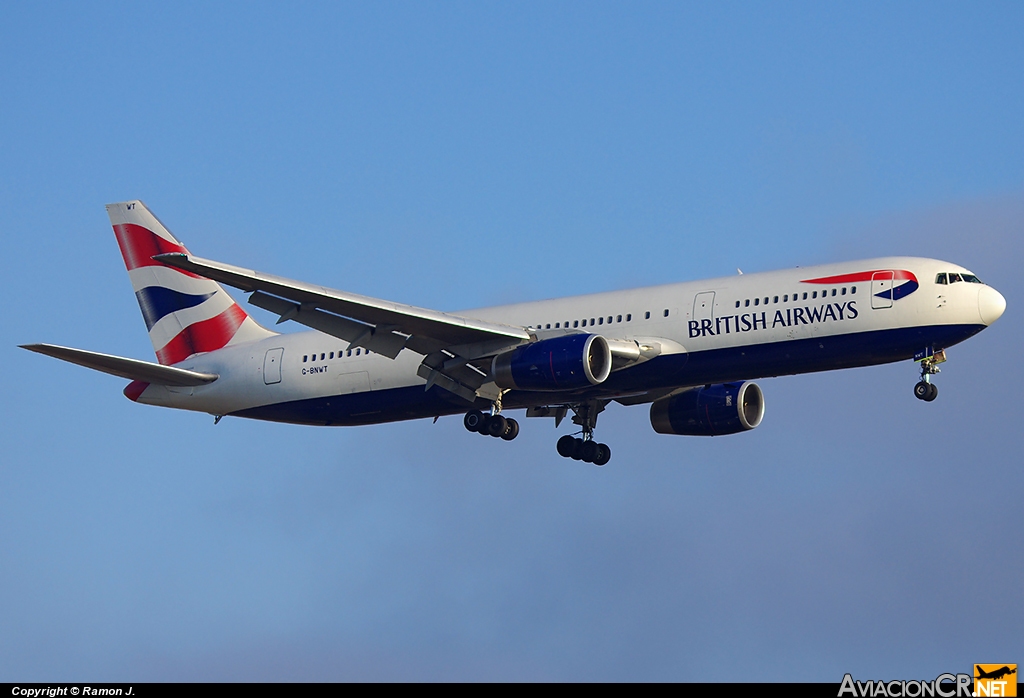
left=106, top=201, right=276, bottom=365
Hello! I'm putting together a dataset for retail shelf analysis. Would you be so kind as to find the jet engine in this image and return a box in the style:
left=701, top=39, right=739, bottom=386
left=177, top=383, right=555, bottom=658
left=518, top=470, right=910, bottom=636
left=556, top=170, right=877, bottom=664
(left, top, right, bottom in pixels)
left=492, top=334, right=612, bottom=391
left=650, top=381, right=764, bottom=436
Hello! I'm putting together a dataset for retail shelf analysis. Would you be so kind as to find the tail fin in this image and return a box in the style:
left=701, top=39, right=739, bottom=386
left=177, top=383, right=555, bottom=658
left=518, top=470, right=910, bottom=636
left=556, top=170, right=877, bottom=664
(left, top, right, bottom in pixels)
left=106, top=201, right=276, bottom=365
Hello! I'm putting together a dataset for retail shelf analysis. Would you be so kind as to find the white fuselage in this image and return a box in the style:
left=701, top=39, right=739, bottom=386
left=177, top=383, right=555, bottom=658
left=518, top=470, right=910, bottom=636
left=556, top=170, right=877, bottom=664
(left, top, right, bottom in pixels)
left=134, top=256, right=1001, bottom=425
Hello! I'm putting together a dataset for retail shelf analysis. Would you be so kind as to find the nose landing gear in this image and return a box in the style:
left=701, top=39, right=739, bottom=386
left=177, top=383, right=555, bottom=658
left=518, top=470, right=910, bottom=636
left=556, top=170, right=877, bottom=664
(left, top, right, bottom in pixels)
left=913, top=349, right=945, bottom=402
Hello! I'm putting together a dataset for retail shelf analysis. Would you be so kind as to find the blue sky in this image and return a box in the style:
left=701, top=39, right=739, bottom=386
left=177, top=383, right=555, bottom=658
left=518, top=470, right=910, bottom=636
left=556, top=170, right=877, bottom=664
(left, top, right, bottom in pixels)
left=2, top=2, right=1021, bottom=681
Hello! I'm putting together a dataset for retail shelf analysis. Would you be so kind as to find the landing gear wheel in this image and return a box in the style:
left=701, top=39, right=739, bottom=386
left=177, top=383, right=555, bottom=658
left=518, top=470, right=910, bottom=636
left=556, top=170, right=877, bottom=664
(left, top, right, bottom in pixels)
left=593, top=443, right=611, bottom=466
left=570, top=437, right=585, bottom=461
left=581, top=440, right=599, bottom=463
left=487, top=414, right=508, bottom=437
left=464, top=410, right=485, bottom=432
left=501, top=418, right=519, bottom=441
left=914, top=381, right=938, bottom=401
left=557, top=435, right=576, bottom=458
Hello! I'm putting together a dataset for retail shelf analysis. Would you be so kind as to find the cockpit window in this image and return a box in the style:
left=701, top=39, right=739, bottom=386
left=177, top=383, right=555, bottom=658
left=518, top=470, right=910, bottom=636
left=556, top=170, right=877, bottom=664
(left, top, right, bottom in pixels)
left=949, top=273, right=962, bottom=283
left=935, top=273, right=947, bottom=285
left=961, top=274, right=982, bottom=284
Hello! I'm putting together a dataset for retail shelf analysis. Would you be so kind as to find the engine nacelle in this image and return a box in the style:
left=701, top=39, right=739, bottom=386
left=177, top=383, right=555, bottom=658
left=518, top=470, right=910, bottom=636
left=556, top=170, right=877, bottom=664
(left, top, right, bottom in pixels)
left=650, top=381, right=764, bottom=436
left=492, top=334, right=612, bottom=391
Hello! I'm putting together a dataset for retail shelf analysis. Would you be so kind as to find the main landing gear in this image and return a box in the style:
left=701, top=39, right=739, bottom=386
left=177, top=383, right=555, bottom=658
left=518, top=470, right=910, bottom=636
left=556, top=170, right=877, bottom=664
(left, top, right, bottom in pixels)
left=464, top=409, right=520, bottom=440
left=555, top=401, right=612, bottom=466
left=556, top=435, right=611, bottom=466
left=913, top=349, right=946, bottom=402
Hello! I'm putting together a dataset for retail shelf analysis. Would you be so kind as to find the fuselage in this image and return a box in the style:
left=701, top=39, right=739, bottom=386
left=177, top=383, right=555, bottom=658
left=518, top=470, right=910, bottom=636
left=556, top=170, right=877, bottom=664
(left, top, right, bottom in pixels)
left=132, top=256, right=1004, bottom=426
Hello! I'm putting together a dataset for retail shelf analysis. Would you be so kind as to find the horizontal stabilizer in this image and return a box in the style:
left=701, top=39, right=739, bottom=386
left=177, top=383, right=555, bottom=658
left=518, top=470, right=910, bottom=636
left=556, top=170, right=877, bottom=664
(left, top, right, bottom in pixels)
left=20, top=343, right=219, bottom=386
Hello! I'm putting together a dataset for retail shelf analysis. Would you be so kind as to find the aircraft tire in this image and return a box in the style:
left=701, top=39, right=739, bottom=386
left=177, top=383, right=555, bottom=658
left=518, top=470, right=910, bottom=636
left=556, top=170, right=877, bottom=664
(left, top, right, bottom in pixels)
left=487, top=414, right=508, bottom=437
left=464, top=410, right=485, bottom=432
left=914, top=381, right=930, bottom=401
left=581, top=440, right=599, bottom=463
left=925, top=383, right=938, bottom=402
left=501, top=418, right=519, bottom=441
left=557, top=435, right=576, bottom=458
left=570, top=437, right=585, bottom=460
left=593, top=443, right=611, bottom=466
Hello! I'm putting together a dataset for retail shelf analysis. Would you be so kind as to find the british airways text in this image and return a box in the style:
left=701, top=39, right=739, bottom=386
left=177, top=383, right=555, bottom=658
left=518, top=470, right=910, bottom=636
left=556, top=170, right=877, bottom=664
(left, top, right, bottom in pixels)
left=688, top=301, right=858, bottom=338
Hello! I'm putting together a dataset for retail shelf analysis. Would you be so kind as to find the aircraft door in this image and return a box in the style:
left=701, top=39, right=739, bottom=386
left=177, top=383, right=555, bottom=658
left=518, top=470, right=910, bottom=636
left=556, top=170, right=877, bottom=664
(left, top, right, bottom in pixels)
left=263, top=347, right=284, bottom=385
left=693, top=291, right=716, bottom=322
left=871, top=271, right=894, bottom=309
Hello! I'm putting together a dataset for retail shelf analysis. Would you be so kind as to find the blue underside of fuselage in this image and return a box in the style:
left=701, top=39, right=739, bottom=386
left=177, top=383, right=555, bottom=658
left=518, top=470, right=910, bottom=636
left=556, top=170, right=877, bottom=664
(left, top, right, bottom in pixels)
left=229, top=323, right=985, bottom=426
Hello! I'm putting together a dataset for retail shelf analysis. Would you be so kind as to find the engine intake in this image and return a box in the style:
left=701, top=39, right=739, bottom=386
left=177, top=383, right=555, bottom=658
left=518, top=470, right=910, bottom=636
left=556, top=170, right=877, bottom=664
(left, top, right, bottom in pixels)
left=650, top=381, right=764, bottom=436
left=492, top=334, right=612, bottom=391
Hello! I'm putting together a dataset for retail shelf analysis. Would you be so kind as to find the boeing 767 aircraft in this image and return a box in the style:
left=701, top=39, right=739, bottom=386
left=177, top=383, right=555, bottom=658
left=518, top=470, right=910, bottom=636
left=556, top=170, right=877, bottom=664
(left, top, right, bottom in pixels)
left=22, top=201, right=1006, bottom=465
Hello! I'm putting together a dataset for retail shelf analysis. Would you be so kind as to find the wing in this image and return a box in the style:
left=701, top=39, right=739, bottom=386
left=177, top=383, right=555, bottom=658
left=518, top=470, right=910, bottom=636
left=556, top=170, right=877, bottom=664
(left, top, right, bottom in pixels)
left=155, top=253, right=532, bottom=402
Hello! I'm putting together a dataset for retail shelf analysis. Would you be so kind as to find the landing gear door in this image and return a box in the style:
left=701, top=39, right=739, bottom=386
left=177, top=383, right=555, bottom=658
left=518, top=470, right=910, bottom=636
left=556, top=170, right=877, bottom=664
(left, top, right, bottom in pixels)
left=692, top=291, right=716, bottom=322
left=263, top=347, right=284, bottom=385
left=871, top=271, right=894, bottom=309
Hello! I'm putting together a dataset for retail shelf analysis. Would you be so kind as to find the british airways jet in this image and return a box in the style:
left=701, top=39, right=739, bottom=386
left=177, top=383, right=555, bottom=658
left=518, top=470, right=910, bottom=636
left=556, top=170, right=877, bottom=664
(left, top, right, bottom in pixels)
left=22, top=201, right=1006, bottom=465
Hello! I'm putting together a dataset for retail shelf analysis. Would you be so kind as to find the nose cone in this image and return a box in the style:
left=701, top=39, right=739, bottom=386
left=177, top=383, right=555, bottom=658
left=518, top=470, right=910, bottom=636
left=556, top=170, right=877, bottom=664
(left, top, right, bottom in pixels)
left=978, top=285, right=1006, bottom=325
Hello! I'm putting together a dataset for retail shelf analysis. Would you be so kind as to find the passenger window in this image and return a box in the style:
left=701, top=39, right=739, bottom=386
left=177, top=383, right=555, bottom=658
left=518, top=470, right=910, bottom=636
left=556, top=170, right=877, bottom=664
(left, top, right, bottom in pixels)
left=773, top=296, right=778, bottom=303
left=764, top=297, right=768, bottom=304
left=598, top=317, right=603, bottom=325
left=555, top=322, right=560, bottom=328
left=347, top=349, right=352, bottom=357
left=330, top=352, right=334, bottom=359
left=590, top=318, right=595, bottom=325
left=303, top=355, right=308, bottom=362
left=320, top=353, right=325, bottom=360
left=754, top=298, right=759, bottom=306
left=356, top=348, right=361, bottom=355
left=617, top=315, right=622, bottom=322
left=802, top=292, right=808, bottom=300
left=546, top=324, right=551, bottom=329
left=850, top=287, right=856, bottom=295
left=645, top=311, right=651, bottom=319
left=812, top=291, right=817, bottom=299
left=735, top=300, right=740, bottom=308
left=663, top=309, right=669, bottom=317
left=626, top=314, right=632, bottom=321
left=574, top=320, right=579, bottom=328
left=841, top=288, right=847, bottom=295
left=783, top=295, right=788, bottom=302
left=831, top=289, right=837, bottom=297
left=745, top=299, right=750, bottom=307
left=608, top=316, right=613, bottom=324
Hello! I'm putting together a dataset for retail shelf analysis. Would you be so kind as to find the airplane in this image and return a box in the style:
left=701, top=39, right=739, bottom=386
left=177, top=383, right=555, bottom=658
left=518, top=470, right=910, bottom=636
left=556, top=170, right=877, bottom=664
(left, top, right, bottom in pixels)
left=21, top=201, right=1006, bottom=466
left=975, top=666, right=1016, bottom=681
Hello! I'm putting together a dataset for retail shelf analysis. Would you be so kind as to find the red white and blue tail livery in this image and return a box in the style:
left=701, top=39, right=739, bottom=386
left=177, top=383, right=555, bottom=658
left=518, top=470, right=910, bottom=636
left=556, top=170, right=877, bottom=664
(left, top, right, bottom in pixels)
left=107, top=201, right=276, bottom=365
left=22, top=202, right=1006, bottom=466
